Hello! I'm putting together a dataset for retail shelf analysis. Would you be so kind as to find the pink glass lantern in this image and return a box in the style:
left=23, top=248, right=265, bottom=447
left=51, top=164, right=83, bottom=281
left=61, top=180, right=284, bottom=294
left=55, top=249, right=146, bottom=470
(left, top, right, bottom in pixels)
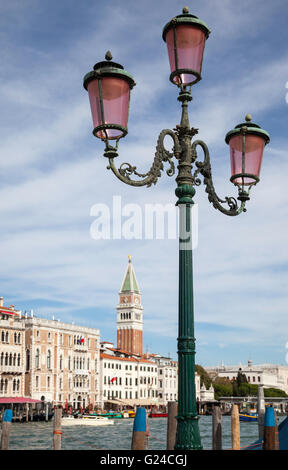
left=225, top=115, right=270, bottom=187
left=162, top=7, right=210, bottom=86
left=83, top=52, right=135, bottom=141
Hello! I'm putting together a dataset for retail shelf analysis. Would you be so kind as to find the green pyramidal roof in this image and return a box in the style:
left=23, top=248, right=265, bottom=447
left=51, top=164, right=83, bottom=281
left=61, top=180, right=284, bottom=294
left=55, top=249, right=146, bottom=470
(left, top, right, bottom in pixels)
left=120, top=256, right=140, bottom=293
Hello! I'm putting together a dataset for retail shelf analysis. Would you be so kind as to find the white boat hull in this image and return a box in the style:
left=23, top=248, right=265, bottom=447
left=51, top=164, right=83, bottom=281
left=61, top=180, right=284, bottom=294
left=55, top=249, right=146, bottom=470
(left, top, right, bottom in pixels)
left=62, top=416, right=114, bottom=426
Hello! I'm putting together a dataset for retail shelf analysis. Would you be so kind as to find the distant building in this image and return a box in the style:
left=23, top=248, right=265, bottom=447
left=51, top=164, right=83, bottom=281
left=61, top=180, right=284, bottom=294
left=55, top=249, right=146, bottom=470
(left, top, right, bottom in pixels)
left=207, top=360, right=288, bottom=394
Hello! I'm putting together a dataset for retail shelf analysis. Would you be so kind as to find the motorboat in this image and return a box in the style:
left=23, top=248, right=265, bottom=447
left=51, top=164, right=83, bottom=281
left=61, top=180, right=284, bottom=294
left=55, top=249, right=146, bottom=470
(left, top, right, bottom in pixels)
left=61, top=414, right=114, bottom=426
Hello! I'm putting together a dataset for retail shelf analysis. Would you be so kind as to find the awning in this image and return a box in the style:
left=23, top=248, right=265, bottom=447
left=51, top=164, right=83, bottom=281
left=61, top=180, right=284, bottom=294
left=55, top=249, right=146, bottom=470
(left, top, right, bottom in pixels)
left=0, top=397, right=42, bottom=404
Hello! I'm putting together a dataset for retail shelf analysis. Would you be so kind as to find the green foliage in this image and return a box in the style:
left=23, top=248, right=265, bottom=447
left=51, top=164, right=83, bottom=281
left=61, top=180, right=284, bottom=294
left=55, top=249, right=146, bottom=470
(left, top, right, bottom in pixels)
left=212, top=377, right=233, bottom=401
left=264, top=388, right=288, bottom=398
left=195, top=364, right=212, bottom=389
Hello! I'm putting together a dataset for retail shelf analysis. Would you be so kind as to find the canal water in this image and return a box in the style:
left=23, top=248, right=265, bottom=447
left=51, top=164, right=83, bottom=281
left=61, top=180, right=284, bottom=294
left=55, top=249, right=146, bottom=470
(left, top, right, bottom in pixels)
left=7, top=415, right=286, bottom=450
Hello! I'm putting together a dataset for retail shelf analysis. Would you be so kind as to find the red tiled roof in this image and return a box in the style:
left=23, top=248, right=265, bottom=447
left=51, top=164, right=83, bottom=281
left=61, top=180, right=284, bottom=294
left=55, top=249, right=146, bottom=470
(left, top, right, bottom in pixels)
left=100, top=353, right=156, bottom=365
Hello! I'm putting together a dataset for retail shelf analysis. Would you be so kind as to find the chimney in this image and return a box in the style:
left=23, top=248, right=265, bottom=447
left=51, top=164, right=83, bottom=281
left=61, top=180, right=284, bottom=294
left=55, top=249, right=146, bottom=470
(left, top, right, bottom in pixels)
left=0, top=297, right=3, bottom=307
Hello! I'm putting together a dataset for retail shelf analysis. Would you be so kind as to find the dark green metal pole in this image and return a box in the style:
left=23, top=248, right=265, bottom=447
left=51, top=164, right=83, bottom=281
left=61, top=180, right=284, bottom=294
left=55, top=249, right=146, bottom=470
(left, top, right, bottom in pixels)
left=174, top=88, right=202, bottom=450
left=174, top=186, right=202, bottom=450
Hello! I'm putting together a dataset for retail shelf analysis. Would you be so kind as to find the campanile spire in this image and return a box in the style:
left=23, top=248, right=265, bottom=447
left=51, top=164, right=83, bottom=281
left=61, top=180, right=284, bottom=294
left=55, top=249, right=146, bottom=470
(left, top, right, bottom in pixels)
left=117, top=256, right=143, bottom=356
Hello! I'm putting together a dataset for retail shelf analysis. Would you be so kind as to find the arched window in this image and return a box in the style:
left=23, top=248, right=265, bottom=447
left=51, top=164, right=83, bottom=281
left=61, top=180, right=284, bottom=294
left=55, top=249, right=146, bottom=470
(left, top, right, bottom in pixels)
left=26, top=350, right=30, bottom=371
left=0, top=352, right=3, bottom=366
left=5, top=331, right=9, bottom=343
left=1, top=331, right=4, bottom=342
left=5, top=353, right=8, bottom=365
left=47, top=349, right=51, bottom=369
left=47, top=350, right=51, bottom=369
left=13, top=379, right=16, bottom=392
left=17, top=353, right=21, bottom=366
left=14, top=332, right=17, bottom=343
left=13, top=353, right=16, bottom=366
left=35, top=349, right=40, bottom=369
left=9, top=353, right=12, bottom=366
left=18, top=333, right=21, bottom=344
left=59, top=355, right=63, bottom=370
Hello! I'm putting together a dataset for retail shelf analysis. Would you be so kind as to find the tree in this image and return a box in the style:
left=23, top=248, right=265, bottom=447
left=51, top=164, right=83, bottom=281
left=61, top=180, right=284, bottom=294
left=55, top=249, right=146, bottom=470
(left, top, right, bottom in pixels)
left=212, top=377, right=233, bottom=401
left=195, top=364, right=212, bottom=389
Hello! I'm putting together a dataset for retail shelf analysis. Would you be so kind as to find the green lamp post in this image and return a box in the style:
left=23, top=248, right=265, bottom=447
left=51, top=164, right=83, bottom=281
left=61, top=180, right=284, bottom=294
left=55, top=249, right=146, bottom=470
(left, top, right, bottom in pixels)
left=83, top=7, right=270, bottom=450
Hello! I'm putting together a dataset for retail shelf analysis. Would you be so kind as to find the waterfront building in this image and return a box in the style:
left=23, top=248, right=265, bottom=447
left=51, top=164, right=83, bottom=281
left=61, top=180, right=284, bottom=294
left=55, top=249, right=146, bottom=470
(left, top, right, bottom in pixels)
left=207, top=360, right=288, bottom=394
left=24, top=315, right=101, bottom=409
left=0, top=298, right=25, bottom=398
left=100, top=342, right=158, bottom=408
left=149, top=354, right=178, bottom=406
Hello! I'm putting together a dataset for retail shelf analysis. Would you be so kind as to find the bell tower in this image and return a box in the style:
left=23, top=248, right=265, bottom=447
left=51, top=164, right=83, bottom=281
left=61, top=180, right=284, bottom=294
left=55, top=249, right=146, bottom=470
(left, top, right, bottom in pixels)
left=117, top=255, right=143, bottom=356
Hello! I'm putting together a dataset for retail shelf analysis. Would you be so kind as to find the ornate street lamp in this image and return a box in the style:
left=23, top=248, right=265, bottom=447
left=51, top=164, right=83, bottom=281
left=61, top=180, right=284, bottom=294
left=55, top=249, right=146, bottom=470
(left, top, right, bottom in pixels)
left=83, top=7, right=270, bottom=450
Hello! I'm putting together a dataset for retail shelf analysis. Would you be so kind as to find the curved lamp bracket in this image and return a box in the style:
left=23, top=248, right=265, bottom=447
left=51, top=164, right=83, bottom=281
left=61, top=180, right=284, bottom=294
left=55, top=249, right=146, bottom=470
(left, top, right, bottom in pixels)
left=107, top=129, right=181, bottom=187
left=192, top=140, right=248, bottom=216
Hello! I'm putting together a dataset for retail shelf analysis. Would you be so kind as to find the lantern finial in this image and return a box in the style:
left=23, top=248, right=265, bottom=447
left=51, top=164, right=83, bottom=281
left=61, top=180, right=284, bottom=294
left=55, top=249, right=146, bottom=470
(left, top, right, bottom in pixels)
left=182, top=6, right=189, bottom=14
left=245, top=114, right=252, bottom=122
left=105, top=51, right=113, bottom=61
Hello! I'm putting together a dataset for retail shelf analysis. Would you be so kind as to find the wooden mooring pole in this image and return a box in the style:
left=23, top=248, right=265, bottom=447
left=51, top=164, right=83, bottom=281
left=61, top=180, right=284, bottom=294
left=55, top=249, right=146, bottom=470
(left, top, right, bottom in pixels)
left=231, top=404, right=240, bottom=450
left=167, top=401, right=177, bottom=450
left=212, top=405, right=222, bottom=450
left=1, top=409, right=13, bottom=450
left=131, top=407, right=148, bottom=450
left=53, top=406, right=62, bottom=450
left=263, top=406, right=276, bottom=450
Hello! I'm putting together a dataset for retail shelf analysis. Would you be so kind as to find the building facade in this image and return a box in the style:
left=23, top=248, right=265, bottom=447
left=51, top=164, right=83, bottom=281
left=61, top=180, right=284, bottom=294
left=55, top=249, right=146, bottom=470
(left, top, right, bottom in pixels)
left=0, top=299, right=25, bottom=398
left=150, top=354, right=178, bottom=406
left=24, top=315, right=101, bottom=409
left=100, top=342, right=158, bottom=408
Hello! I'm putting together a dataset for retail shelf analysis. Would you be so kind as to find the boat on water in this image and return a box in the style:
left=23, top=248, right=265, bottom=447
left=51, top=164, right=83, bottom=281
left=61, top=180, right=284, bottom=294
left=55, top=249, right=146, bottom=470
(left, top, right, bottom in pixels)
left=239, top=412, right=258, bottom=422
left=149, top=412, right=168, bottom=418
left=62, top=415, right=114, bottom=426
left=95, top=411, right=123, bottom=419
left=148, top=404, right=168, bottom=418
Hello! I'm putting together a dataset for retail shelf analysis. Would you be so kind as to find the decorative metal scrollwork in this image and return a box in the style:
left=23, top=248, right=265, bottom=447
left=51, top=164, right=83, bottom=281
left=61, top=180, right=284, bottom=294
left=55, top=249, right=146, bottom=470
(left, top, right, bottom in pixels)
left=191, top=140, right=247, bottom=216
left=107, top=129, right=180, bottom=187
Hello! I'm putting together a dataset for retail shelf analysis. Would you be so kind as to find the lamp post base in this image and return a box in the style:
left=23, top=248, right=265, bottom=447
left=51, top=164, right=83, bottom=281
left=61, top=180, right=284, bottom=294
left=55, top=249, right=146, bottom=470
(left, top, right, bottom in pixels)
left=175, top=415, right=203, bottom=450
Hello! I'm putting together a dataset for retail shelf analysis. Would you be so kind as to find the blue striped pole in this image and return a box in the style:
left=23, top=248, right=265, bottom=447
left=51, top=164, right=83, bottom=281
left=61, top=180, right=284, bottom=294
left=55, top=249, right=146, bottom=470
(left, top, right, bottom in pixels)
left=1, top=409, right=13, bottom=450
left=263, top=406, right=276, bottom=450
left=131, top=407, right=148, bottom=450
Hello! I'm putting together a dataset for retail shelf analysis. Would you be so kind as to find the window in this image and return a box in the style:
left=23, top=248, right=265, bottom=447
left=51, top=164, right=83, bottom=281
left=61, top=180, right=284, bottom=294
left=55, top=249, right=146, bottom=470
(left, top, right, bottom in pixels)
left=26, top=350, right=30, bottom=371
left=47, top=376, right=50, bottom=389
left=47, top=350, right=51, bottom=369
left=35, top=349, right=40, bottom=369
left=36, top=376, right=39, bottom=389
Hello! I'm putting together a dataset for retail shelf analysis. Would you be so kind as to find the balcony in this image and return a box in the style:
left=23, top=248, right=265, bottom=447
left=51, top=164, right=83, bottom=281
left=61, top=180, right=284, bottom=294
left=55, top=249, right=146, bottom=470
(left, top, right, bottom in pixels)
left=74, top=343, right=88, bottom=352
left=73, top=369, right=89, bottom=376
left=0, top=365, right=24, bottom=375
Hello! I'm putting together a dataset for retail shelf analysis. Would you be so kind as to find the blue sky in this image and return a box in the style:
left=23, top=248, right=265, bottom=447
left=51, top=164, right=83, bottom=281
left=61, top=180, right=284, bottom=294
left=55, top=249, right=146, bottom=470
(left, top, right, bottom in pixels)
left=0, top=0, right=288, bottom=368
